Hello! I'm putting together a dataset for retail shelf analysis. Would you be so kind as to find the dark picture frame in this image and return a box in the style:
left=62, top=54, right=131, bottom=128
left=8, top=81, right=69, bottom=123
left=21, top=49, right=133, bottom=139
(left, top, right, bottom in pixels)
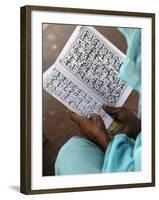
left=20, top=5, right=155, bottom=194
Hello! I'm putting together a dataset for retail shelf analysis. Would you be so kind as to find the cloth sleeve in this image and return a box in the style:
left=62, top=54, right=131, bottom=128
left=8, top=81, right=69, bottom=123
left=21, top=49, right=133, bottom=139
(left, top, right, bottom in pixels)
left=102, top=133, right=141, bottom=173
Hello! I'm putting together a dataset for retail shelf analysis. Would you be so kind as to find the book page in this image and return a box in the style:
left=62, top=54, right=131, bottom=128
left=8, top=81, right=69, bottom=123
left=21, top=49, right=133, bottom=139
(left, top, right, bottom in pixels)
left=55, top=26, right=132, bottom=106
left=43, top=65, right=112, bottom=128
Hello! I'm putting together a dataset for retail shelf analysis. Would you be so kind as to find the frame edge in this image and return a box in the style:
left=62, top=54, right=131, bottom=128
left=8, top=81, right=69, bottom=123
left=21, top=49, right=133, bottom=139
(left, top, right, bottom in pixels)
left=151, top=13, right=155, bottom=187
left=20, top=6, right=32, bottom=195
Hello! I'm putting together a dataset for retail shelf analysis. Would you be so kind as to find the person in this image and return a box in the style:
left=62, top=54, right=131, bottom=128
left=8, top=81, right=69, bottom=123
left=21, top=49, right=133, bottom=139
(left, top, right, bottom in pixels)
left=55, top=27, right=141, bottom=175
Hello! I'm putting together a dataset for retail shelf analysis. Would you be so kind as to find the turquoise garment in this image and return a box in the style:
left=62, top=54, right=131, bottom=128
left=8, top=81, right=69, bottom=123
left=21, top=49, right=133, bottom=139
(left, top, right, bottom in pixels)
left=118, top=28, right=141, bottom=93
left=55, top=28, right=141, bottom=175
left=102, top=134, right=141, bottom=172
left=55, top=134, right=141, bottom=175
left=55, top=136, right=105, bottom=175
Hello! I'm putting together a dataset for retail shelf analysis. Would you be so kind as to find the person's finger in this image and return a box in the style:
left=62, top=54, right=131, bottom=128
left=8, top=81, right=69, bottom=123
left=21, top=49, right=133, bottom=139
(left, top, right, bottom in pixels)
left=70, top=112, right=88, bottom=125
left=70, top=112, right=83, bottom=123
left=96, top=115, right=107, bottom=128
left=90, top=113, right=99, bottom=122
left=102, top=105, right=122, bottom=116
left=90, top=113, right=104, bottom=124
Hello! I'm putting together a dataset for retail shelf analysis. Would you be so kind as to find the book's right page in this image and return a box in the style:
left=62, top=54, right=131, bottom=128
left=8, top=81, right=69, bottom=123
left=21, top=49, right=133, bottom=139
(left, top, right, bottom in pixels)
left=55, top=26, right=132, bottom=108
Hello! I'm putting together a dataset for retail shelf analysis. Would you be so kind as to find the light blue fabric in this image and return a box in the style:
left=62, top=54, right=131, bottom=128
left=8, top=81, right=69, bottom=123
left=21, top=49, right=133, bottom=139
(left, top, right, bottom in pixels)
left=55, top=134, right=141, bottom=175
left=55, top=28, right=141, bottom=175
left=102, top=134, right=141, bottom=173
left=55, top=136, right=104, bottom=175
left=118, top=28, right=141, bottom=93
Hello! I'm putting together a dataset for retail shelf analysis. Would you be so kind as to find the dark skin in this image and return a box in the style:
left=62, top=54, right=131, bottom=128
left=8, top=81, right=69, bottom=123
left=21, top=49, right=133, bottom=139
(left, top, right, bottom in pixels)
left=70, top=105, right=141, bottom=151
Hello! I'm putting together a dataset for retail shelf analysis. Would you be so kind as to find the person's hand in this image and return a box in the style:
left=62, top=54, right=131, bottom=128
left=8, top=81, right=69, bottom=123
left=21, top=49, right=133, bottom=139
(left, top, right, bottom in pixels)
left=102, top=105, right=141, bottom=139
left=70, top=112, right=111, bottom=151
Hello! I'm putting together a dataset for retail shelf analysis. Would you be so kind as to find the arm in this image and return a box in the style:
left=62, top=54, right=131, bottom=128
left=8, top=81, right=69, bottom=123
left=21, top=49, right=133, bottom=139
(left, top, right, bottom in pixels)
left=70, top=105, right=141, bottom=151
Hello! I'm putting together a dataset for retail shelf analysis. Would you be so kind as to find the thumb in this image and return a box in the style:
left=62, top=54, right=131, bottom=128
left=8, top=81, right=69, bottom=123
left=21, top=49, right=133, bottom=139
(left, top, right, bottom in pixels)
left=102, top=105, right=122, bottom=117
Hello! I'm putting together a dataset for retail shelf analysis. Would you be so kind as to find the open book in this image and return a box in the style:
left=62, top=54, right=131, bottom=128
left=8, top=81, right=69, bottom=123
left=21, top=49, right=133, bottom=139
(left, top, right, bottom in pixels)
left=43, top=26, right=132, bottom=128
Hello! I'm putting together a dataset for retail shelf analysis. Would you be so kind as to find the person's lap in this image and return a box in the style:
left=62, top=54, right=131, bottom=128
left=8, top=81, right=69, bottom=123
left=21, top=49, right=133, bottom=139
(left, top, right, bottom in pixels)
left=55, top=133, right=141, bottom=175
left=55, top=136, right=104, bottom=175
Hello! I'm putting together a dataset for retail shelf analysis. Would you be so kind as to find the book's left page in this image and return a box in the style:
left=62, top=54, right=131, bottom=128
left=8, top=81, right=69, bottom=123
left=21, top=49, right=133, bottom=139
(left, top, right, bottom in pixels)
left=43, top=64, right=112, bottom=127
